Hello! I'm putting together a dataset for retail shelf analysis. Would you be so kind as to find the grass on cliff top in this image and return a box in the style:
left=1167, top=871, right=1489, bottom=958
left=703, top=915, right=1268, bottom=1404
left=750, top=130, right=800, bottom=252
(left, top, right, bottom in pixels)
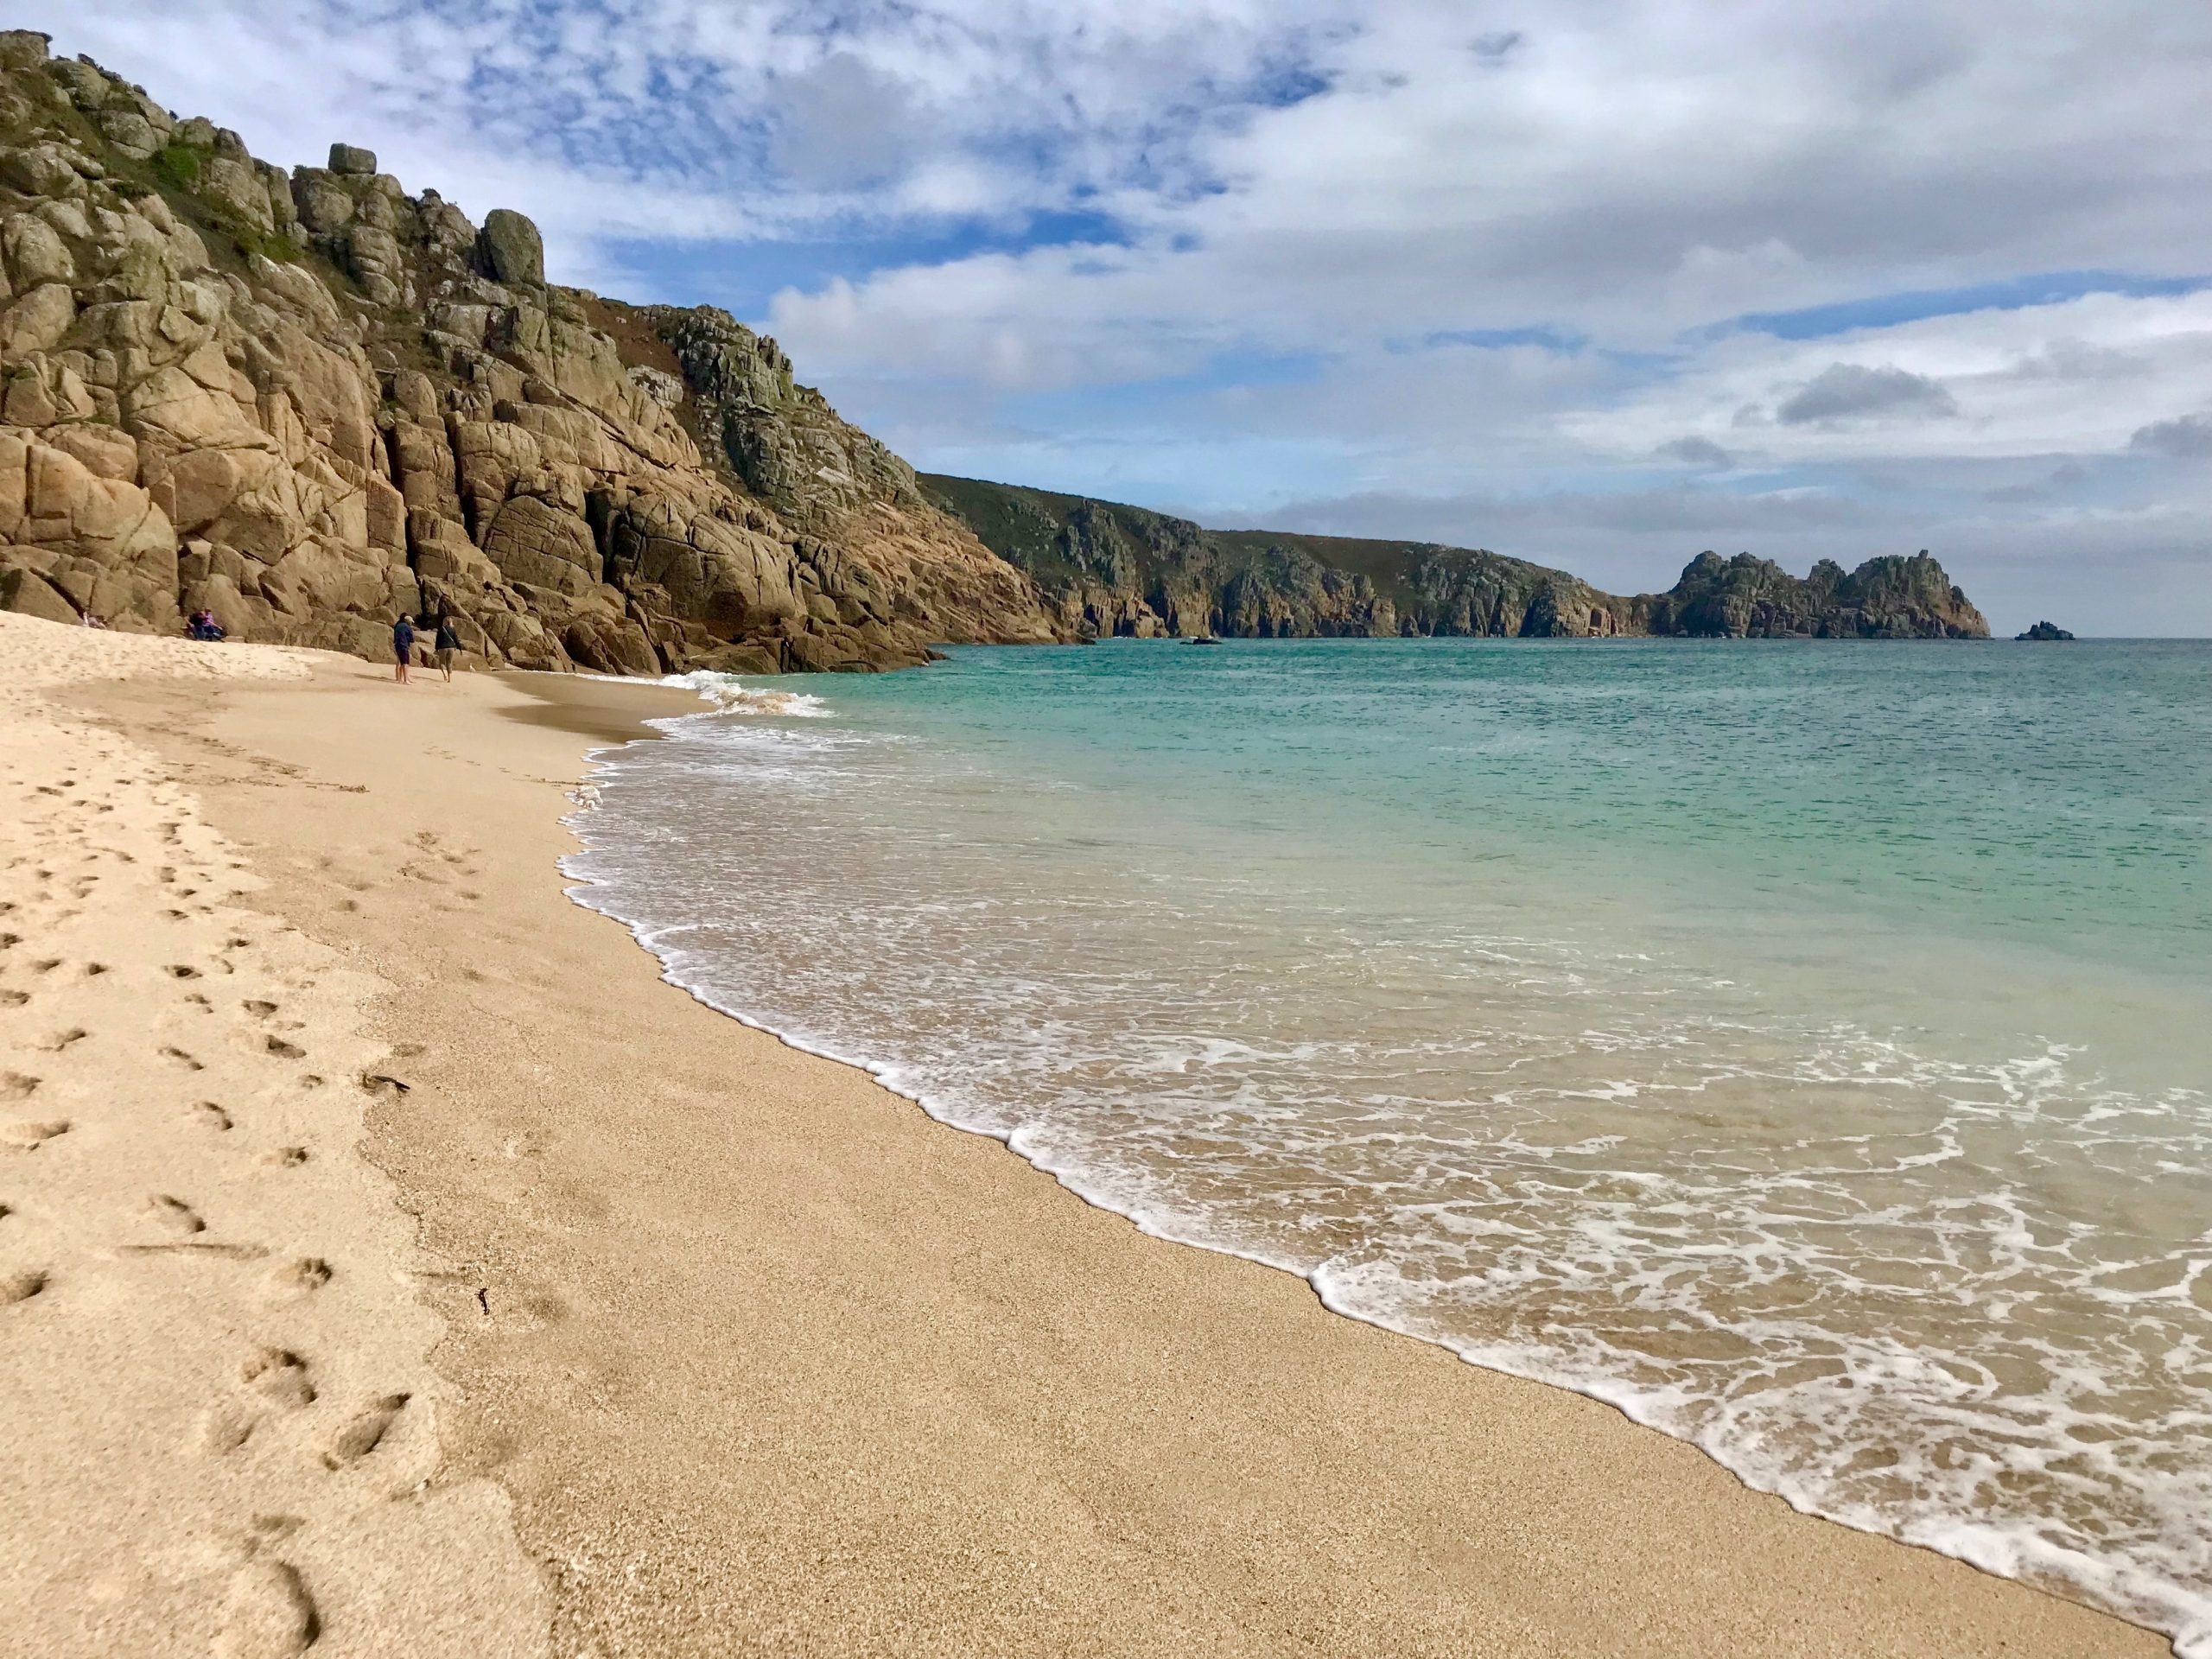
left=921, top=471, right=1567, bottom=607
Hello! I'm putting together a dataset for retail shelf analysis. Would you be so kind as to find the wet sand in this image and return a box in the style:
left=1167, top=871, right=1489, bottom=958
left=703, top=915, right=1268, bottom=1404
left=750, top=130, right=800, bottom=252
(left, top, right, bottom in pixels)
left=8, top=615, right=2164, bottom=1656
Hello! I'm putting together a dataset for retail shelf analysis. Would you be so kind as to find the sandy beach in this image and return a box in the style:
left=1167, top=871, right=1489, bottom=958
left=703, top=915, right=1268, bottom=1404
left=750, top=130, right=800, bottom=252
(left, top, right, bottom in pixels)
left=2, top=613, right=2164, bottom=1657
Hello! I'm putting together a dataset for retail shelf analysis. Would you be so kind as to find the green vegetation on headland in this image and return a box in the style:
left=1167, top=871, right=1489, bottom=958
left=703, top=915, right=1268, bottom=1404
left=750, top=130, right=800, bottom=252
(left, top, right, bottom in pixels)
left=923, top=474, right=1991, bottom=641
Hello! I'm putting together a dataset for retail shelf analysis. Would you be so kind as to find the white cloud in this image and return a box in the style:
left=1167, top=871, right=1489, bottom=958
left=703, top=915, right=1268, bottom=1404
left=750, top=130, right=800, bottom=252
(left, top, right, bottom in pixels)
left=1566, top=289, right=2212, bottom=467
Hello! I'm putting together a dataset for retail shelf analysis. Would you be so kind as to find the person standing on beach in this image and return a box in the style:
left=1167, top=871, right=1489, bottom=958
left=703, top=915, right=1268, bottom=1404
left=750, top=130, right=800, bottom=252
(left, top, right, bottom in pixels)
left=434, top=613, right=461, bottom=683
left=392, top=613, right=416, bottom=684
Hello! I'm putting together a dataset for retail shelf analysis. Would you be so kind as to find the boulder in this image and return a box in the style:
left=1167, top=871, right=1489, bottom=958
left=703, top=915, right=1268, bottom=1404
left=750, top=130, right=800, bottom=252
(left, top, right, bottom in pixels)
left=480, top=494, right=600, bottom=594
left=290, top=170, right=355, bottom=235
left=97, top=109, right=160, bottom=160
left=49, top=59, right=111, bottom=110
left=2, top=283, right=75, bottom=355
left=196, top=156, right=276, bottom=232
left=0, top=29, right=49, bottom=70
left=1, top=144, right=86, bottom=200
left=563, top=607, right=660, bottom=676
left=343, top=223, right=404, bottom=305
left=476, top=208, right=543, bottom=286
left=327, top=143, right=377, bottom=176
left=4, top=359, right=97, bottom=426
left=4, top=212, right=75, bottom=287
left=0, top=563, right=79, bottom=623
left=44, top=423, right=137, bottom=481
left=0, top=429, right=178, bottom=627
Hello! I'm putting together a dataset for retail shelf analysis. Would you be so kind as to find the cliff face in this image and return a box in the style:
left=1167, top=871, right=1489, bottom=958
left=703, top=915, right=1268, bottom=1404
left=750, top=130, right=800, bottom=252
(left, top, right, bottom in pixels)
left=0, top=33, right=1062, bottom=673
left=925, top=474, right=1991, bottom=642
left=923, top=474, right=1643, bottom=639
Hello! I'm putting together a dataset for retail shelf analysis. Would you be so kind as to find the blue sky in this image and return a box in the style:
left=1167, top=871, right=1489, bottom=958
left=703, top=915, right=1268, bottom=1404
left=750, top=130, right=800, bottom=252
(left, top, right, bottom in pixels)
left=49, top=0, right=2212, bottom=632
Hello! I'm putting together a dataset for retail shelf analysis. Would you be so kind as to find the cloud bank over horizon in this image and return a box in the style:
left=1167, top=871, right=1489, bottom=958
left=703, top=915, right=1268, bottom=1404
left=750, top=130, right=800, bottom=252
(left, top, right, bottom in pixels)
left=43, top=0, right=2212, bottom=632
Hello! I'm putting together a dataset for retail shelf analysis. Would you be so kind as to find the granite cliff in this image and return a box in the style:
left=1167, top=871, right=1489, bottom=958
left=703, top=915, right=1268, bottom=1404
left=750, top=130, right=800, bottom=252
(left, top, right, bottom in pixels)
left=0, top=33, right=1061, bottom=673
left=924, top=474, right=1991, bottom=642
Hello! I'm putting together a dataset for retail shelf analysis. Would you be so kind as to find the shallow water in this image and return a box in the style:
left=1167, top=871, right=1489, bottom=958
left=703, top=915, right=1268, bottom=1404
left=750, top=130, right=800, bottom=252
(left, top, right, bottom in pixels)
left=567, top=638, right=2212, bottom=1652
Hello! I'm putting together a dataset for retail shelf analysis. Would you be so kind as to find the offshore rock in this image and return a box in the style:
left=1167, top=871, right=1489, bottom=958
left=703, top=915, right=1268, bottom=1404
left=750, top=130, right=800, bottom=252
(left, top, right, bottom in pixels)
left=2016, top=620, right=2075, bottom=641
left=0, top=48, right=1065, bottom=670
left=926, top=475, right=1992, bottom=642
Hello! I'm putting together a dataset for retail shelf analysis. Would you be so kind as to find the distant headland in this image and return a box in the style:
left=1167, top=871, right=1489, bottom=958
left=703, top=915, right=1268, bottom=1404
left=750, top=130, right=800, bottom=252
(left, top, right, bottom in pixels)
left=925, top=475, right=1990, bottom=643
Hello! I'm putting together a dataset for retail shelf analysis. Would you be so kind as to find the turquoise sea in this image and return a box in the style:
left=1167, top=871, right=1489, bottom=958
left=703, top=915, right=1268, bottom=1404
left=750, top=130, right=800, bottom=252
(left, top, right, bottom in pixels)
left=567, top=639, right=2211, bottom=1652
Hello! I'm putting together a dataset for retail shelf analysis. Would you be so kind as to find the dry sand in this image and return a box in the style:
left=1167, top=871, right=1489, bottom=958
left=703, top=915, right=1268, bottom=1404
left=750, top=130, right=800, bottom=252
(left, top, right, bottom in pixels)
left=3, top=613, right=2166, bottom=1656
left=0, top=614, right=544, bottom=1658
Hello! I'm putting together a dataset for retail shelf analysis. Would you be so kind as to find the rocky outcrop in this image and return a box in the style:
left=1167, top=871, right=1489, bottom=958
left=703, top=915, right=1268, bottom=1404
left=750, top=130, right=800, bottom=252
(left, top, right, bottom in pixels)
left=2017, top=620, right=2075, bottom=641
left=0, top=35, right=1064, bottom=671
left=1640, top=550, right=1987, bottom=639
left=926, top=475, right=1990, bottom=641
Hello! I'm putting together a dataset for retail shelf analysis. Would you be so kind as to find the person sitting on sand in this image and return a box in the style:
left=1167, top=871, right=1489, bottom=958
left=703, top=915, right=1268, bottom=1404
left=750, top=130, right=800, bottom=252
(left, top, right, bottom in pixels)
left=392, top=613, right=416, bottom=684
left=79, top=608, right=106, bottom=629
left=434, top=613, right=461, bottom=683
left=187, top=608, right=226, bottom=642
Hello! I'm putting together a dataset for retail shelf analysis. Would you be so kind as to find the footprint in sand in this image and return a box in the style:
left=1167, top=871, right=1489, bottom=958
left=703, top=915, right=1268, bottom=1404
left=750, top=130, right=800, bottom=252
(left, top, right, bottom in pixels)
left=261, top=1257, right=331, bottom=1301
left=243, top=1000, right=277, bottom=1020
left=264, top=1037, right=306, bottom=1061
left=191, top=1407, right=257, bottom=1457
left=164, top=964, right=200, bottom=980
left=40, top=1027, right=87, bottom=1052
left=146, top=1195, right=206, bottom=1235
left=0, top=989, right=27, bottom=1007
left=1, top=1267, right=47, bottom=1303
left=262, top=1147, right=309, bottom=1168
left=239, top=1347, right=315, bottom=1409
left=321, top=1393, right=410, bottom=1468
left=158, top=1046, right=205, bottom=1071
left=0, top=1072, right=38, bottom=1100
left=213, top=1559, right=317, bottom=1659
left=3, top=1118, right=67, bottom=1150
left=192, top=1102, right=234, bottom=1131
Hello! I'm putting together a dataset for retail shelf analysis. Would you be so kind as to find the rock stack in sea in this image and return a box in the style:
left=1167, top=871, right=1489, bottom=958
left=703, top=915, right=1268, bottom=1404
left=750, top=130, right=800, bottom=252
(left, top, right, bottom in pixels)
left=0, top=31, right=1064, bottom=672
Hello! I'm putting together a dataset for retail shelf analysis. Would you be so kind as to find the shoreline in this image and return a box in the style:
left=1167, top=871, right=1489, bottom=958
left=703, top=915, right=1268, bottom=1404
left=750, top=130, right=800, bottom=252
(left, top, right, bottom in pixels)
left=24, top=621, right=2167, bottom=1656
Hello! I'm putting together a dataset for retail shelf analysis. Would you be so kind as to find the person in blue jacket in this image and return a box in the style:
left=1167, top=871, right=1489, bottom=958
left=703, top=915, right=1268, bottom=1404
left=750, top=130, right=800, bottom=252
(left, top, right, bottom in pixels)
left=391, top=613, right=416, bottom=684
